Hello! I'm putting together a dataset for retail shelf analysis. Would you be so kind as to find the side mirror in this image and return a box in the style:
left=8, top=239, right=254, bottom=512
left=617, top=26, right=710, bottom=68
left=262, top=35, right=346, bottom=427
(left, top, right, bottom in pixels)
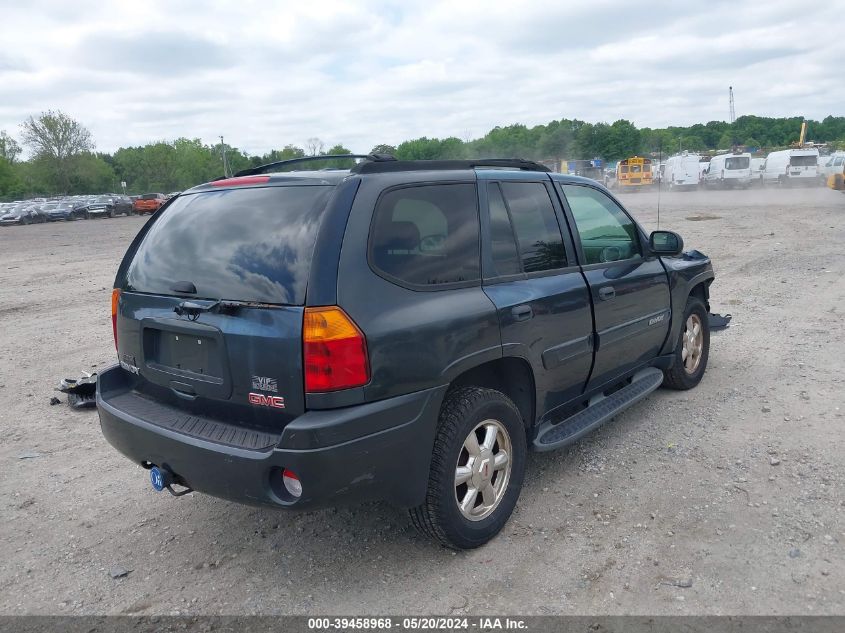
left=649, top=230, right=684, bottom=256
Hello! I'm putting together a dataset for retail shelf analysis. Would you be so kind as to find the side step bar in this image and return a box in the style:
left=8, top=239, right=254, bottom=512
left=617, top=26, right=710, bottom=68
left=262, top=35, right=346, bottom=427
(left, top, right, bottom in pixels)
left=533, top=367, right=664, bottom=452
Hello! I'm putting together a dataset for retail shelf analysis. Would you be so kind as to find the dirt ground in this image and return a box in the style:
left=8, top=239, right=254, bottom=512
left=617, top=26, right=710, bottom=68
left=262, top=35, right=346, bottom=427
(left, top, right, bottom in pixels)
left=0, top=187, right=843, bottom=616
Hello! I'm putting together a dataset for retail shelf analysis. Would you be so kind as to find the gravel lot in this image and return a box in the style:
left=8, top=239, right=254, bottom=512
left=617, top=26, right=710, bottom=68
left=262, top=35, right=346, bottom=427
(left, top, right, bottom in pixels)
left=1, top=187, right=843, bottom=616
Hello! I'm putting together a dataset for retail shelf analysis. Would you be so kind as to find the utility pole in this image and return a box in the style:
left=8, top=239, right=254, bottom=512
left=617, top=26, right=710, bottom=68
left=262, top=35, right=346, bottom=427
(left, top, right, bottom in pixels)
left=729, top=86, right=736, bottom=125
left=220, top=135, right=230, bottom=178
left=729, top=87, right=737, bottom=150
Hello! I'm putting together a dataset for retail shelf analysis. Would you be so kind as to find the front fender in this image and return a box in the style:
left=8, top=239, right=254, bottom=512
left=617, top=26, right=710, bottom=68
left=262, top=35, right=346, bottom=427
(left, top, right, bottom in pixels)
left=660, top=251, right=715, bottom=355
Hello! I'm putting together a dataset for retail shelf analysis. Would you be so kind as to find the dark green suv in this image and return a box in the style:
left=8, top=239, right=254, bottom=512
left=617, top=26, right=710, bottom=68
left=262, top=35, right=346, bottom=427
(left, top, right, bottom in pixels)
left=98, top=155, right=715, bottom=549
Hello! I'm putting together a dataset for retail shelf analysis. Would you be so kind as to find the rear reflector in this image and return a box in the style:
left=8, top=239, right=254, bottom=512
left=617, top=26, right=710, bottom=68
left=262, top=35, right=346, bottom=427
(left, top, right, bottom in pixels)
left=282, top=469, right=302, bottom=498
left=210, top=175, right=271, bottom=187
left=111, top=288, right=121, bottom=351
left=303, top=306, right=369, bottom=392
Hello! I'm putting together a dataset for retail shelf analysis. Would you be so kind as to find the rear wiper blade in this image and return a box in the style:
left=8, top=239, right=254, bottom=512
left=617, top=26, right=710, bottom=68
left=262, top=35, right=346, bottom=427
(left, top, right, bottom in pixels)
left=174, top=300, right=219, bottom=317
left=174, top=299, right=277, bottom=318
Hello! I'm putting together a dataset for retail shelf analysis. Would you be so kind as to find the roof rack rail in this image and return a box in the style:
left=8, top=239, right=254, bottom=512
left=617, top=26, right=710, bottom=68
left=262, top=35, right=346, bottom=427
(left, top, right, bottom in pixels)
left=232, top=153, right=396, bottom=177
left=350, top=158, right=551, bottom=174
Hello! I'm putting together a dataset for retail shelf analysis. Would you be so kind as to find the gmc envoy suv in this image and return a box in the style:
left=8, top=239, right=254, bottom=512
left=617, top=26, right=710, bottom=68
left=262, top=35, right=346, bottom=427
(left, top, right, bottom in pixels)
left=97, top=155, right=715, bottom=549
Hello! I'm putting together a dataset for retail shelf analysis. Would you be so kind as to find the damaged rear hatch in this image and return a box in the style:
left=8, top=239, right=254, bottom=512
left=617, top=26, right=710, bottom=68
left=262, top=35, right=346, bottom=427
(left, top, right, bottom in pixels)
left=109, top=179, right=336, bottom=445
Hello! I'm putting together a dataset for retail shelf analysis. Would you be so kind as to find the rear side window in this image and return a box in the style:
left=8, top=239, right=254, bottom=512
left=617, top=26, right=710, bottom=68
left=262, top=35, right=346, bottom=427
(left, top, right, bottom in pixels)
left=499, top=182, right=567, bottom=273
left=370, top=183, right=480, bottom=286
left=487, top=184, right=521, bottom=276
left=125, top=186, right=333, bottom=305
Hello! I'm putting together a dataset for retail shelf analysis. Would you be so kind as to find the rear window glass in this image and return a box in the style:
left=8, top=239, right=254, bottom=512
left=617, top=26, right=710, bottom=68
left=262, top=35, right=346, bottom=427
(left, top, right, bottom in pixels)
left=125, top=186, right=333, bottom=305
left=141, top=193, right=161, bottom=200
left=790, top=155, right=817, bottom=167
left=725, top=157, right=750, bottom=170
left=370, top=183, right=480, bottom=286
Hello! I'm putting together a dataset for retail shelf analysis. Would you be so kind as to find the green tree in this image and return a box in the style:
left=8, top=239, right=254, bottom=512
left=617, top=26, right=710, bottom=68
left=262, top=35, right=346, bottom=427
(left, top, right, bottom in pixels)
left=320, top=144, right=356, bottom=169
left=66, top=152, right=117, bottom=194
left=369, top=144, right=397, bottom=156
left=0, top=131, right=22, bottom=163
left=395, top=137, right=447, bottom=160
left=19, top=111, right=95, bottom=193
left=0, top=157, right=25, bottom=200
left=605, top=119, right=641, bottom=160
left=717, top=132, right=735, bottom=150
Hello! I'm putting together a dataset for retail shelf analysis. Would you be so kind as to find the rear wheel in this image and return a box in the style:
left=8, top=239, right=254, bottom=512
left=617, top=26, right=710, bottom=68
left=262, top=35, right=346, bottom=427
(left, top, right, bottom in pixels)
left=409, top=387, right=527, bottom=549
left=662, top=296, right=710, bottom=390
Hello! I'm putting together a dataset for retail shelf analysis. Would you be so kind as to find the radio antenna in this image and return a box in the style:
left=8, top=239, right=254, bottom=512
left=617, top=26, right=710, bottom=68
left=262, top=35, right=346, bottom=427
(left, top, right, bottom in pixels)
left=656, top=139, right=662, bottom=229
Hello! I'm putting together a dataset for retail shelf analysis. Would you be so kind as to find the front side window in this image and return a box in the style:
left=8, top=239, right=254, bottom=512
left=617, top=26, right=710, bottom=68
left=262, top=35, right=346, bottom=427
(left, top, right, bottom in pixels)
left=560, top=185, right=641, bottom=265
left=370, top=183, right=480, bottom=286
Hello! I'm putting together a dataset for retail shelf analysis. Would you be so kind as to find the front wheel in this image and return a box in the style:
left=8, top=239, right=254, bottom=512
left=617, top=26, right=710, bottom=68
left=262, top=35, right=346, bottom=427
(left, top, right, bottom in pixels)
left=662, top=296, right=710, bottom=390
left=409, top=387, right=527, bottom=549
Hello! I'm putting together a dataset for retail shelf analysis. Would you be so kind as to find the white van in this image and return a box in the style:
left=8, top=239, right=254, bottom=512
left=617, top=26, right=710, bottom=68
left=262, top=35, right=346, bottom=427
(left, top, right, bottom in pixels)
left=761, top=148, right=819, bottom=185
left=703, top=152, right=753, bottom=188
left=663, top=152, right=701, bottom=189
left=818, top=152, right=845, bottom=179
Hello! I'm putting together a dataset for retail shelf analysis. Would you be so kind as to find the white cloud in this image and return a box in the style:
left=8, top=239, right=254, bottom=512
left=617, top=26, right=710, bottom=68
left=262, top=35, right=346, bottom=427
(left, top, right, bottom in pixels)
left=1, top=0, right=843, bottom=155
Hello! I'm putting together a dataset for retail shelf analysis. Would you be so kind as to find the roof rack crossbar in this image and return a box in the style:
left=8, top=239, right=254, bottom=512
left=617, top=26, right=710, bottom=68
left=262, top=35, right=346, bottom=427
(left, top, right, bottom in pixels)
left=350, top=158, right=551, bottom=174
left=232, top=153, right=396, bottom=177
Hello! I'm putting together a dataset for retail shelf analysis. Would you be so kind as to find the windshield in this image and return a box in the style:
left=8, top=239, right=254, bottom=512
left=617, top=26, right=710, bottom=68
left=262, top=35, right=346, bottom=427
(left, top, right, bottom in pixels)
left=141, top=193, right=161, bottom=200
left=126, top=185, right=334, bottom=305
left=725, top=157, right=750, bottom=170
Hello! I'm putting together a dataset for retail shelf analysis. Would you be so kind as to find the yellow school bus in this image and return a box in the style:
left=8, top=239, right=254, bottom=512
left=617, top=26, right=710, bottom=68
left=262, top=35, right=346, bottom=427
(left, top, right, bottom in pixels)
left=616, top=156, right=653, bottom=188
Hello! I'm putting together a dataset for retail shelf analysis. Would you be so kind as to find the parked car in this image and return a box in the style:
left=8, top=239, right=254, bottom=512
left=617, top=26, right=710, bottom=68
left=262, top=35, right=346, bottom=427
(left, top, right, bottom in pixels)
left=133, top=193, right=167, bottom=214
left=0, top=203, right=46, bottom=225
left=42, top=201, right=87, bottom=221
left=85, top=196, right=130, bottom=218
left=98, top=156, right=716, bottom=549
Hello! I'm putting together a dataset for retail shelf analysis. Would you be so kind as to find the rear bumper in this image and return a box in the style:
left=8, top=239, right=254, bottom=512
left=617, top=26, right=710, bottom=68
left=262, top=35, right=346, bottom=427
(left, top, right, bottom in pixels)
left=97, top=365, right=446, bottom=509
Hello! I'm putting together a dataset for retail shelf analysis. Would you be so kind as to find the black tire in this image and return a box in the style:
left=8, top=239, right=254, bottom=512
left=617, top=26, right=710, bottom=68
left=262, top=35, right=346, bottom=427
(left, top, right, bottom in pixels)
left=409, top=387, right=527, bottom=550
left=662, top=296, right=710, bottom=390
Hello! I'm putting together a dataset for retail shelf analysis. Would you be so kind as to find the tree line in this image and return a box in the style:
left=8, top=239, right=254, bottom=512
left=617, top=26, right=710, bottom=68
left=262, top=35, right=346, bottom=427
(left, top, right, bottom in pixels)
left=2, top=110, right=844, bottom=200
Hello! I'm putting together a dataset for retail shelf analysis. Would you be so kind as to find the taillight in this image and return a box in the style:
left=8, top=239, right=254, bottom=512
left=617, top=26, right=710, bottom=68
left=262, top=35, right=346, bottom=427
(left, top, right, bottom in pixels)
left=111, top=288, right=120, bottom=351
left=303, top=306, right=369, bottom=392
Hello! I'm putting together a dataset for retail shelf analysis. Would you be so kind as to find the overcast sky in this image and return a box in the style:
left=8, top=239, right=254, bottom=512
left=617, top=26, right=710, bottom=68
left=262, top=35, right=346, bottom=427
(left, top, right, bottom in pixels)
left=1, top=0, right=843, bottom=155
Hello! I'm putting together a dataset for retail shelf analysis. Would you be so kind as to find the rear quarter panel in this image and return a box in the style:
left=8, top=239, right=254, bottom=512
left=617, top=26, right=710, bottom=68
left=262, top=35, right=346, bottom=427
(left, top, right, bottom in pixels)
left=332, top=172, right=502, bottom=404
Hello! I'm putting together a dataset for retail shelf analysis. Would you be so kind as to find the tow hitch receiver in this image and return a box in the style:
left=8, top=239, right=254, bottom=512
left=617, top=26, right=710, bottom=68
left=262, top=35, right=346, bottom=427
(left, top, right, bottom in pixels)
left=149, top=465, right=194, bottom=497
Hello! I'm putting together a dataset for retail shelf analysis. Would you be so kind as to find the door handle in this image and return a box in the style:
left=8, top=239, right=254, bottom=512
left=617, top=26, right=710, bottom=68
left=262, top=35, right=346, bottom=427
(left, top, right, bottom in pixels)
left=598, top=286, right=616, bottom=301
left=511, top=305, right=534, bottom=321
